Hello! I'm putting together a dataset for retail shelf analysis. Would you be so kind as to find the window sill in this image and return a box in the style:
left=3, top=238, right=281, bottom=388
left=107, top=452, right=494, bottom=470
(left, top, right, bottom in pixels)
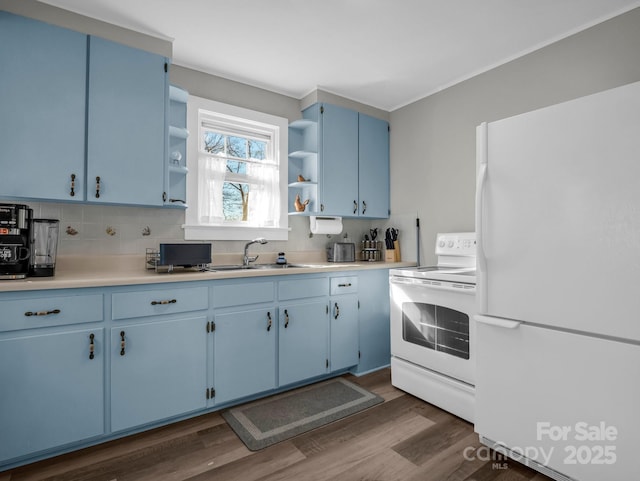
left=182, top=224, right=289, bottom=241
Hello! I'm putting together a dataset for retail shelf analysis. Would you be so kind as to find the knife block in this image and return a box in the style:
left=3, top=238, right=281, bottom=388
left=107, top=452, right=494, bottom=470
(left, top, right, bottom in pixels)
left=385, top=241, right=401, bottom=262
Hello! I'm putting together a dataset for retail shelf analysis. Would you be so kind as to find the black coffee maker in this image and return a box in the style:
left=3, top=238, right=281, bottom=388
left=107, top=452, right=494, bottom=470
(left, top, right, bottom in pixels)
left=0, top=203, right=33, bottom=279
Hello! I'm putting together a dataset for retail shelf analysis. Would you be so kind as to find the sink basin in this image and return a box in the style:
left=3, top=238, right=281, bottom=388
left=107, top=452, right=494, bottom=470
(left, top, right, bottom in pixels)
left=252, top=263, right=303, bottom=269
left=210, top=264, right=302, bottom=271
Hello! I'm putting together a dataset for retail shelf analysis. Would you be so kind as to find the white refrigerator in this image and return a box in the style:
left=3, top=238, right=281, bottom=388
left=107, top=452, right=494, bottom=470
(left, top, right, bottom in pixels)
left=475, top=80, right=640, bottom=481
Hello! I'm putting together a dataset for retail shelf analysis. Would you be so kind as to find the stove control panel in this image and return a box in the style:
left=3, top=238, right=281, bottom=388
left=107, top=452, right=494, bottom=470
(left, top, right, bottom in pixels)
left=435, top=232, right=476, bottom=257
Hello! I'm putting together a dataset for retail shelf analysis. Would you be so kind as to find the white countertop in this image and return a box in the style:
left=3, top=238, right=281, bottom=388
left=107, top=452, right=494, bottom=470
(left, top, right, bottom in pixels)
left=0, top=254, right=414, bottom=292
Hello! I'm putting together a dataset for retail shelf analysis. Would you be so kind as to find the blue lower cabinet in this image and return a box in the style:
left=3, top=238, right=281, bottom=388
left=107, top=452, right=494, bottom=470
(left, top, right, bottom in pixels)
left=213, top=307, right=277, bottom=405
left=353, top=269, right=391, bottom=374
left=278, top=301, right=328, bottom=386
left=0, top=269, right=393, bottom=469
left=329, top=294, right=359, bottom=372
left=0, top=328, right=104, bottom=464
left=110, top=316, right=208, bottom=432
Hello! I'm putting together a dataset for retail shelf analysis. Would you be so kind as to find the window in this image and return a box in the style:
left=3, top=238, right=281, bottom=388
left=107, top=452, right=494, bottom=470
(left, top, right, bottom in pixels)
left=184, top=96, right=288, bottom=241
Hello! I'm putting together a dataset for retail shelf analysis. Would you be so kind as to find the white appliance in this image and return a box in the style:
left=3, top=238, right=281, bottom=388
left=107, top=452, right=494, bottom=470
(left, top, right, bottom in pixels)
left=390, top=232, right=476, bottom=422
left=475, top=80, right=640, bottom=481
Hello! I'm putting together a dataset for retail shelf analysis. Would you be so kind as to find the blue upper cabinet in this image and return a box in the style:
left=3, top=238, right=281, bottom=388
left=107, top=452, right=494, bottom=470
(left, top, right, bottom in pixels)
left=0, top=12, right=86, bottom=201
left=320, top=104, right=359, bottom=215
left=0, top=12, right=168, bottom=206
left=87, top=37, right=167, bottom=206
left=288, top=102, right=390, bottom=218
left=358, top=113, right=390, bottom=218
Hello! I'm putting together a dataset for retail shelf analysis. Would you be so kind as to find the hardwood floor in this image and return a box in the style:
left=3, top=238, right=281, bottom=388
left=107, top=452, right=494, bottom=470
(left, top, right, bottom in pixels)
left=2, top=369, right=553, bottom=481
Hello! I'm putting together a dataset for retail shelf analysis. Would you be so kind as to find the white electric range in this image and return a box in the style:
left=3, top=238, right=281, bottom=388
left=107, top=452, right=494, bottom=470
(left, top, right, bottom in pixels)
left=389, top=232, right=476, bottom=422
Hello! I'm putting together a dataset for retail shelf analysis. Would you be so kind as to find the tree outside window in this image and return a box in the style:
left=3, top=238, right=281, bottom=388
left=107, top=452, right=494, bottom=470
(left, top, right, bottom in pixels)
left=202, top=130, right=267, bottom=221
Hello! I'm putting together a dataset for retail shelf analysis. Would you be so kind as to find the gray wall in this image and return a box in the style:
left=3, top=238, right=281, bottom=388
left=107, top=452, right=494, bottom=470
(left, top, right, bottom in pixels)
left=390, top=7, right=640, bottom=265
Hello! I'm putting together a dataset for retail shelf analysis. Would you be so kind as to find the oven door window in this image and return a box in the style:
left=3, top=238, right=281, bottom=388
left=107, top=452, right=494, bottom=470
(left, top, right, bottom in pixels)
left=401, top=302, right=469, bottom=359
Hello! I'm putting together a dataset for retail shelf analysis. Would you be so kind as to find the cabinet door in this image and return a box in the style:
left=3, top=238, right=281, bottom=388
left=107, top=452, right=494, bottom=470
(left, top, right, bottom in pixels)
left=353, top=269, right=391, bottom=374
left=279, top=301, right=328, bottom=386
left=330, top=294, right=359, bottom=371
left=0, top=12, right=86, bottom=201
left=358, top=113, right=390, bottom=218
left=111, top=316, right=207, bottom=432
left=320, top=104, right=358, bottom=216
left=87, top=36, right=166, bottom=206
left=214, top=307, right=277, bottom=404
left=0, top=328, right=104, bottom=463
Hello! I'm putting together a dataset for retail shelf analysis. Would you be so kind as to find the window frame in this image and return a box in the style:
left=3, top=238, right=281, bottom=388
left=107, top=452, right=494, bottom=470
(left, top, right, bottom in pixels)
left=183, top=95, right=289, bottom=241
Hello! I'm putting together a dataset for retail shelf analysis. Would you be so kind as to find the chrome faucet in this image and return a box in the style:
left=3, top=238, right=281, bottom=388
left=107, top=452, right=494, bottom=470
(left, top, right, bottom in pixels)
left=243, top=237, right=268, bottom=266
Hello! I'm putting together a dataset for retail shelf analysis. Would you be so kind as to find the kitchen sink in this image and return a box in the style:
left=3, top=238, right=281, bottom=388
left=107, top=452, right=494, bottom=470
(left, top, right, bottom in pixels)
left=210, top=264, right=303, bottom=271
left=252, top=263, right=303, bottom=269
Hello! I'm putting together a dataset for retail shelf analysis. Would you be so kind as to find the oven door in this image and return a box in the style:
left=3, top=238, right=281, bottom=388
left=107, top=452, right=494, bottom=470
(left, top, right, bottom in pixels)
left=390, top=275, right=475, bottom=385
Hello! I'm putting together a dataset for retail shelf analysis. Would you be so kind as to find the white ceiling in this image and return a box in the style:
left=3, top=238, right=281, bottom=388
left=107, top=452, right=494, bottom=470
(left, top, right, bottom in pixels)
left=38, top=0, right=640, bottom=111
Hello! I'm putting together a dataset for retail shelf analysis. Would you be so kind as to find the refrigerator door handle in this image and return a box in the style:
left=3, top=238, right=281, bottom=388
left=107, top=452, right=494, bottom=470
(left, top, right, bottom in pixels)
left=475, top=122, right=489, bottom=312
left=475, top=163, right=487, bottom=269
left=474, top=314, right=522, bottom=329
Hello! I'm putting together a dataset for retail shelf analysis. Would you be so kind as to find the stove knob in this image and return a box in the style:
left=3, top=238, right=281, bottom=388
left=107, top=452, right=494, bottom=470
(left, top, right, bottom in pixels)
left=438, top=240, right=445, bottom=248
left=447, top=240, right=454, bottom=248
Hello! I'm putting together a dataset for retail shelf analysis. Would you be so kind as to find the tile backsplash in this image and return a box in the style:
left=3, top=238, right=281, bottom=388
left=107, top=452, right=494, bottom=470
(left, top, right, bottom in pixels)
left=23, top=202, right=374, bottom=258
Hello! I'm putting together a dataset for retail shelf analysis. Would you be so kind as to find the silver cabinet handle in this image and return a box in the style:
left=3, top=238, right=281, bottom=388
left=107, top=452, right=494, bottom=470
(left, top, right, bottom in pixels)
left=89, top=333, right=95, bottom=360
left=120, top=331, right=126, bottom=356
left=25, top=309, right=60, bottom=317
left=70, top=173, right=76, bottom=197
left=151, top=299, right=177, bottom=305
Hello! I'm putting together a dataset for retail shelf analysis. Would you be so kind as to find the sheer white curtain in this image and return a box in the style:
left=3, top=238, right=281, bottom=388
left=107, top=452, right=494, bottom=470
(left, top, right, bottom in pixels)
left=198, top=155, right=226, bottom=224
left=247, top=162, right=279, bottom=227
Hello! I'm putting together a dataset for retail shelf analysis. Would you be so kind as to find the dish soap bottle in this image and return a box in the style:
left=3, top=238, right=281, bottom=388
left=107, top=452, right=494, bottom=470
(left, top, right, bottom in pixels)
left=276, top=252, right=287, bottom=265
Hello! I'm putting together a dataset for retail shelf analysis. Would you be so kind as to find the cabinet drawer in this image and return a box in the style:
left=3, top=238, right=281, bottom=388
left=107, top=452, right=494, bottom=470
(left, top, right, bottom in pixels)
left=279, top=277, right=328, bottom=300
left=330, top=276, right=358, bottom=295
left=0, top=293, right=104, bottom=332
left=112, top=286, right=208, bottom=320
left=213, top=281, right=274, bottom=308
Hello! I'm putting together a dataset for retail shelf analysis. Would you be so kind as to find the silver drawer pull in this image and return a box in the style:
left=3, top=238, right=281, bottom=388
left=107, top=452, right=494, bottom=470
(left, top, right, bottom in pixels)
left=338, top=283, right=352, bottom=288
left=151, top=299, right=177, bottom=306
left=25, top=309, right=61, bottom=317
